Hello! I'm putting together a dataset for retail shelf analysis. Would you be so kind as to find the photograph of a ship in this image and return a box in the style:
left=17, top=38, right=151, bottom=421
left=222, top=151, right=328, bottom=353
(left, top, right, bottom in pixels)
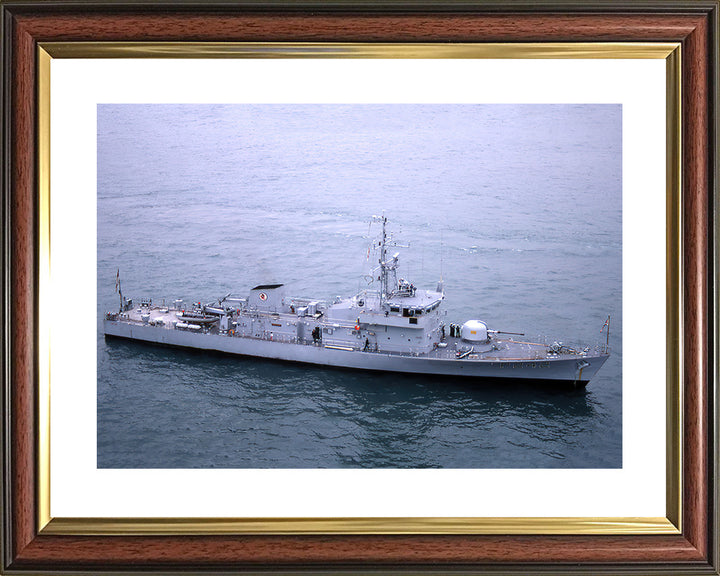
left=98, top=104, right=622, bottom=468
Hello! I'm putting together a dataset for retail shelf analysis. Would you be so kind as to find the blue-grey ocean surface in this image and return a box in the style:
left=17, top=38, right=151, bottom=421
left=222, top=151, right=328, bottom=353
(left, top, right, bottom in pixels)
left=97, top=104, right=622, bottom=468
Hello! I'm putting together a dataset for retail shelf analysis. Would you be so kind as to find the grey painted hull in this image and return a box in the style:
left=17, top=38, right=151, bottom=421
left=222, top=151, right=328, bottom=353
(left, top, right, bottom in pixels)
left=104, top=319, right=609, bottom=385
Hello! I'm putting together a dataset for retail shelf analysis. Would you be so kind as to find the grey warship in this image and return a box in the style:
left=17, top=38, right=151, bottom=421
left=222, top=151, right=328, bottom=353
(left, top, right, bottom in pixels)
left=104, top=216, right=610, bottom=387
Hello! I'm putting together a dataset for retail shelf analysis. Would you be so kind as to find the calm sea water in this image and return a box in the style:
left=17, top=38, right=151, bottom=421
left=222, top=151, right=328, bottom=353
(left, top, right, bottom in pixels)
left=97, top=104, right=622, bottom=468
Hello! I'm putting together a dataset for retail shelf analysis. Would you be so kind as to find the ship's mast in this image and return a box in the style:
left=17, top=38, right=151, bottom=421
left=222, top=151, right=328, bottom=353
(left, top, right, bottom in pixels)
left=370, top=215, right=391, bottom=305
left=116, top=268, right=123, bottom=313
left=380, top=215, right=388, bottom=301
left=370, top=215, right=408, bottom=305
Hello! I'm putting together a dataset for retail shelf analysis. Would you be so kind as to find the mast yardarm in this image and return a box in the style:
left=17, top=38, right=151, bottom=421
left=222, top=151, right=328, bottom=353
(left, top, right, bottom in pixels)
left=371, top=215, right=406, bottom=304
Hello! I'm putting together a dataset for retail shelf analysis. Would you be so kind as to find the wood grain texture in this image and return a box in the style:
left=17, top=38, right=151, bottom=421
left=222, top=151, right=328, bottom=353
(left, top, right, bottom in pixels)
left=10, top=15, right=37, bottom=561
left=12, top=12, right=706, bottom=42
left=681, top=11, right=710, bottom=559
left=3, top=3, right=716, bottom=573
left=8, top=534, right=708, bottom=568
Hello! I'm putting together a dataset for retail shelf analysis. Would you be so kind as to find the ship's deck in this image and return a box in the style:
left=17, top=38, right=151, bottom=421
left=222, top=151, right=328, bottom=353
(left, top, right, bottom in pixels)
left=107, top=305, right=603, bottom=362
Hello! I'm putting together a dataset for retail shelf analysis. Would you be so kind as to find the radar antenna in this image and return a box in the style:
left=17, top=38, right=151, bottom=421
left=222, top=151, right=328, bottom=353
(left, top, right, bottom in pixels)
left=370, top=215, right=408, bottom=305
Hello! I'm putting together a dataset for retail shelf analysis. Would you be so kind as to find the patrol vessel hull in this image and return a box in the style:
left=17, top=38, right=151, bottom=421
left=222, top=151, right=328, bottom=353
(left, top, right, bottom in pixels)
left=104, top=217, right=610, bottom=387
left=103, top=318, right=608, bottom=386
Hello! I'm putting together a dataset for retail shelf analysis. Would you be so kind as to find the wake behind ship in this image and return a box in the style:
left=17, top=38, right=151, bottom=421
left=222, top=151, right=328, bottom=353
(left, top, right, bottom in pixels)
left=104, top=216, right=610, bottom=387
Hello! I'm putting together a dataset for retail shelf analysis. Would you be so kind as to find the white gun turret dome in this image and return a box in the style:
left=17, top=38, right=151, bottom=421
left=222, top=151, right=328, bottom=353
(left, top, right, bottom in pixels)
left=461, top=320, right=488, bottom=343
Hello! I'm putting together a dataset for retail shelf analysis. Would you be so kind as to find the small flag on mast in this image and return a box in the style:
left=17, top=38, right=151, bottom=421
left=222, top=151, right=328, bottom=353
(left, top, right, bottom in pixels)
left=601, top=315, right=610, bottom=332
left=115, top=269, right=120, bottom=293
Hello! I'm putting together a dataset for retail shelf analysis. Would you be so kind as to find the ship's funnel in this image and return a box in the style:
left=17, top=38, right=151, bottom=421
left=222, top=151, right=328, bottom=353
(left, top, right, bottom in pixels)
left=249, top=284, right=286, bottom=312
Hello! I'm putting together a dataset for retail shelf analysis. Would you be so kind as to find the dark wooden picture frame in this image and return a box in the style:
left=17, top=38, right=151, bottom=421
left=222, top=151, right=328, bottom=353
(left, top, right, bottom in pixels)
left=1, top=1, right=717, bottom=573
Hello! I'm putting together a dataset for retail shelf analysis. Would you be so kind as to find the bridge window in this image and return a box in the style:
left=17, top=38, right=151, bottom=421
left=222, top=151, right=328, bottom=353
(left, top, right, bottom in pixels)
left=390, top=306, right=400, bottom=313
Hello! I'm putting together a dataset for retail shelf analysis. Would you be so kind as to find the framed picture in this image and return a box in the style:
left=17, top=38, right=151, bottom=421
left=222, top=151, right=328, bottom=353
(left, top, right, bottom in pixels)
left=2, top=1, right=717, bottom=574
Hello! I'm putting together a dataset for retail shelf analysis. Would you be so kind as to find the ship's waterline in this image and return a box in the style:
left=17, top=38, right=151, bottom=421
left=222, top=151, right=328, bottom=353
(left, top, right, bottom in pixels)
left=104, top=217, right=609, bottom=386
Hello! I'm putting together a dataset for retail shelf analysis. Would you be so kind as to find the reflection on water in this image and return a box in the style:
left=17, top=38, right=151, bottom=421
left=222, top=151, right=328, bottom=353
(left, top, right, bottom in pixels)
left=100, top=339, right=601, bottom=468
